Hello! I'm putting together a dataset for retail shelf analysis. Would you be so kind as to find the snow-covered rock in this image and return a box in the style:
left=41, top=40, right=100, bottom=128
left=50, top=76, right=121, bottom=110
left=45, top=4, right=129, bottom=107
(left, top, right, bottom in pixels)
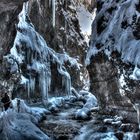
left=0, top=99, right=50, bottom=140
left=0, top=110, right=50, bottom=140
left=75, top=90, right=98, bottom=120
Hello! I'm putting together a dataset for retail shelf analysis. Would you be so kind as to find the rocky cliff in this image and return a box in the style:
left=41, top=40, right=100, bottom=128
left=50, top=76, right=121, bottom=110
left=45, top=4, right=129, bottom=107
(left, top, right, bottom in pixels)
left=86, top=0, right=140, bottom=122
left=0, top=0, right=90, bottom=101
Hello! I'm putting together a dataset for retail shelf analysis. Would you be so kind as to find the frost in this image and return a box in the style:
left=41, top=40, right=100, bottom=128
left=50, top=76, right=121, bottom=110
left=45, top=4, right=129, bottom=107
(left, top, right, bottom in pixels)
left=119, top=70, right=130, bottom=95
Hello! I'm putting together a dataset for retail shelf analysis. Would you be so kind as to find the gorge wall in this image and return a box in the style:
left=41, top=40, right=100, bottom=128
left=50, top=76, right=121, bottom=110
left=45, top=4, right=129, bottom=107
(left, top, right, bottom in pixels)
left=86, top=0, right=140, bottom=121
left=0, top=0, right=92, bottom=101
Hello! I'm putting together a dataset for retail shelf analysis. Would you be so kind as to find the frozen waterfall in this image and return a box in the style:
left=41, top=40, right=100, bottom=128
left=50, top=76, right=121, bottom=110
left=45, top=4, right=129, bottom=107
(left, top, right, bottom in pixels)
left=10, top=2, right=72, bottom=105
left=52, top=0, right=56, bottom=28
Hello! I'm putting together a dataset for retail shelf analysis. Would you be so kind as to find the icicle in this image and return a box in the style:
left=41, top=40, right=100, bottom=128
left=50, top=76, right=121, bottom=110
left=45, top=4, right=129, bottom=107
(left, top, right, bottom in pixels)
left=62, top=77, right=65, bottom=88
left=49, top=0, right=51, bottom=8
left=48, top=70, right=51, bottom=91
left=27, top=80, right=30, bottom=101
left=26, top=75, right=35, bottom=102
left=66, top=77, right=71, bottom=97
left=30, top=76, right=35, bottom=95
left=52, top=0, right=56, bottom=28
left=39, top=69, right=48, bottom=106
left=57, top=65, right=71, bottom=97
left=133, top=103, right=140, bottom=129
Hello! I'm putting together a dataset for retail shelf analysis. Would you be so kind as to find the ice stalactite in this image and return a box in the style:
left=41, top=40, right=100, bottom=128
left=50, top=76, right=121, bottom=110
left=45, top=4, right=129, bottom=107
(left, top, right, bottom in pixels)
left=10, top=1, right=72, bottom=105
left=57, top=64, right=71, bottom=97
left=52, top=0, right=56, bottom=28
left=133, top=103, right=140, bottom=129
left=27, top=75, right=35, bottom=101
left=49, top=0, right=51, bottom=8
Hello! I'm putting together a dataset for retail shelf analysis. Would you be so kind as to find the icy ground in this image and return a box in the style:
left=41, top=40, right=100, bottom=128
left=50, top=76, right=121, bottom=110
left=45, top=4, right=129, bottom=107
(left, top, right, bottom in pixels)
left=0, top=93, right=139, bottom=140
left=0, top=90, right=99, bottom=140
left=39, top=101, right=140, bottom=140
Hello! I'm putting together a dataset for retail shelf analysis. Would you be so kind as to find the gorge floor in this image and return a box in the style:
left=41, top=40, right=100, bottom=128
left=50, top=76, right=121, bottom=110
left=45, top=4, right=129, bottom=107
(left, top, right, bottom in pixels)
left=38, top=101, right=139, bottom=140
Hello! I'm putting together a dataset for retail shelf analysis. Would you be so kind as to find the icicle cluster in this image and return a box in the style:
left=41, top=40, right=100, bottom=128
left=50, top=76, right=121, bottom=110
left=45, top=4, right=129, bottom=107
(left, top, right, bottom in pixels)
left=10, top=2, right=71, bottom=105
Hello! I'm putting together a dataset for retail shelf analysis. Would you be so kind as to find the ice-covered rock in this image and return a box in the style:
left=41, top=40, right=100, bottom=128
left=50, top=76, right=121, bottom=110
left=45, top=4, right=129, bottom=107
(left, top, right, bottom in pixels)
left=0, top=98, right=50, bottom=140
left=123, top=132, right=139, bottom=140
left=0, top=110, right=50, bottom=140
left=75, top=90, right=98, bottom=120
left=12, top=98, right=50, bottom=122
left=8, top=1, right=73, bottom=104
left=104, top=116, right=123, bottom=126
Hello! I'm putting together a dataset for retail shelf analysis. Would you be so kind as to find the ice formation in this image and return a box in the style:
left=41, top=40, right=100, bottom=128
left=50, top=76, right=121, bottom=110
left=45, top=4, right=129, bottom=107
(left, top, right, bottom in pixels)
left=75, top=90, right=98, bottom=119
left=52, top=0, right=56, bottom=28
left=132, top=103, right=140, bottom=129
left=86, top=0, right=140, bottom=69
left=0, top=99, right=50, bottom=140
left=10, top=2, right=72, bottom=105
left=129, top=66, right=140, bottom=80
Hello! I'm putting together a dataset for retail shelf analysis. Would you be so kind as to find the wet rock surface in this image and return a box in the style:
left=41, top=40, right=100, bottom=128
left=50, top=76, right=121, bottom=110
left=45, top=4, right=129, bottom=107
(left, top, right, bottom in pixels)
left=39, top=104, right=140, bottom=140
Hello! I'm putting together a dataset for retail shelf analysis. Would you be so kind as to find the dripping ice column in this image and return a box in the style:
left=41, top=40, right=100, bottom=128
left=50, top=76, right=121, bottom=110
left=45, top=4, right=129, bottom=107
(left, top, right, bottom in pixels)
left=52, top=0, right=55, bottom=28
left=49, top=0, right=51, bottom=8
left=39, top=68, right=49, bottom=106
left=27, top=75, right=35, bottom=102
left=133, top=103, right=140, bottom=129
left=57, top=64, right=71, bottom=97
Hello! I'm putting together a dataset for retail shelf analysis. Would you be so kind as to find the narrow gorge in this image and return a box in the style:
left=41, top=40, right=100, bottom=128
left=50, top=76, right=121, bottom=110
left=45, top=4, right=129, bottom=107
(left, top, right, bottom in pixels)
left=0, top=0, right=140, bottom=140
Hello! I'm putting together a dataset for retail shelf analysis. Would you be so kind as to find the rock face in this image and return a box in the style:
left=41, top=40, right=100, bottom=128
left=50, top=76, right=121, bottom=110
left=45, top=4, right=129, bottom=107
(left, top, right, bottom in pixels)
left=86, top=0, right=140, bottom=121
left=87, top=52, right=122, bottom=109
left=0, top=0, right=88, bottom=101
left=0, top=0, right=27, bottom=60
left=0, top=0, right=28, bottom=100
